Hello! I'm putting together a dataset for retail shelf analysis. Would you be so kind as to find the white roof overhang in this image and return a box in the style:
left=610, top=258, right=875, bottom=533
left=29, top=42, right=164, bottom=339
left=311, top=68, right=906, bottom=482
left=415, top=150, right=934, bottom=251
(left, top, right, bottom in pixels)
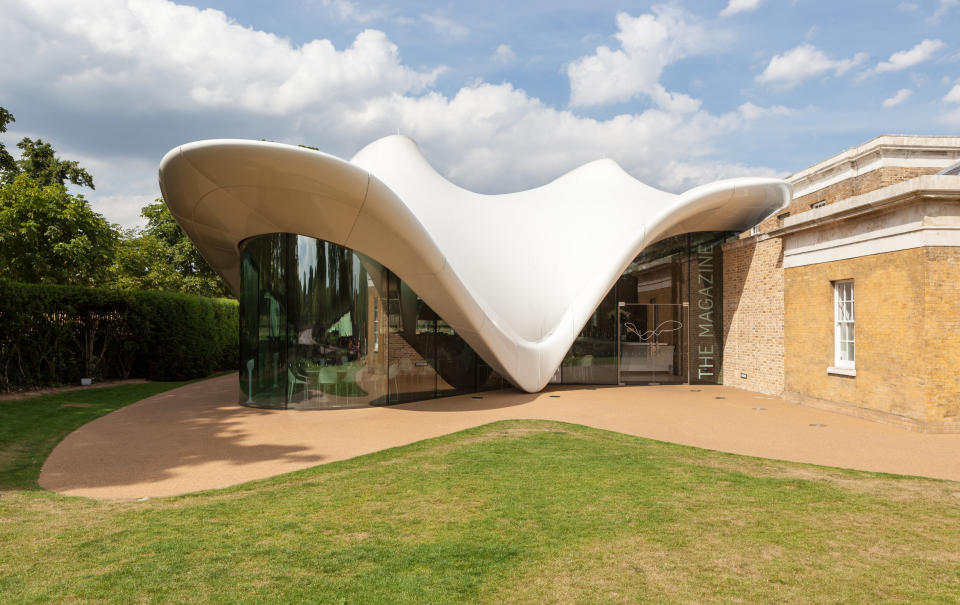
left=159, top=136, right=790, bottom=392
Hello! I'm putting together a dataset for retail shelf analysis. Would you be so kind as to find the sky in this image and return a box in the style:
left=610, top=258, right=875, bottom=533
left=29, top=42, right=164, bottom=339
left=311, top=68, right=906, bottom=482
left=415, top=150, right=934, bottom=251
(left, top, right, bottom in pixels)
left=1, top=0, right=959, bottom=228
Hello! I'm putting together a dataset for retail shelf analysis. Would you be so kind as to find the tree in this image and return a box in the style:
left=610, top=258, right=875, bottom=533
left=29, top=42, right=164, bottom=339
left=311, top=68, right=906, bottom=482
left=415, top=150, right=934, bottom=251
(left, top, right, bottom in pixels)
left=108, top=200, right=231, bottom=298
left=109, top=229, right=188, bottom=293
left=0, top=107, right=95, bottom=189
left=0, top=107, right=15, bottom=174
left=0, top=105, right=227, bottom=296
left=10, top=138, right=95, bottom=189
left=0, top=174, right=117, bottom=285
left=0, top=106, right=113, bottom=286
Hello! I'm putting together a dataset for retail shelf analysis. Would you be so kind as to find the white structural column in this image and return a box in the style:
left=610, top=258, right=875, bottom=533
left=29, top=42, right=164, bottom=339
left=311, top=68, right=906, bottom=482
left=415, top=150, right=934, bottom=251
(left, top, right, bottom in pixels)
left=159, top=136, right=790, bottom=392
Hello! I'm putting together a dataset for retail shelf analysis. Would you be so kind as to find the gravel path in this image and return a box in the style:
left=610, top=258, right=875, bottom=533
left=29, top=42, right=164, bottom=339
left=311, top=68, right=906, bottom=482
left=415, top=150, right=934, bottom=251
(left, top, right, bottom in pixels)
left=40, top=374, right=960, bottom=499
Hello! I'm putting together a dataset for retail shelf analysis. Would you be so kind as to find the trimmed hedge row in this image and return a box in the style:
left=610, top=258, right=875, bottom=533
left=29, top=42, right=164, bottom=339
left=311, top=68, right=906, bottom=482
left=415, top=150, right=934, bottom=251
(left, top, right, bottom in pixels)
left=0, top=280, right=238, bottom=391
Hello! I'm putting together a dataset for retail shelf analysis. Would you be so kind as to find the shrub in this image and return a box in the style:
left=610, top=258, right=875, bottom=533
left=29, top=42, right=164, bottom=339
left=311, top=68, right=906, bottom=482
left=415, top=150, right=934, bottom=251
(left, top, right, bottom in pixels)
left=0, top=280, right=238, bottom=390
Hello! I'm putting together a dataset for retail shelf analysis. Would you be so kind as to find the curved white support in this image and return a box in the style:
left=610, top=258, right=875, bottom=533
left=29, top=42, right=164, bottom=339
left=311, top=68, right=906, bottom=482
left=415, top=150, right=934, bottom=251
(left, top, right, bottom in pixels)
left=159, top=136, right=790, bottom=392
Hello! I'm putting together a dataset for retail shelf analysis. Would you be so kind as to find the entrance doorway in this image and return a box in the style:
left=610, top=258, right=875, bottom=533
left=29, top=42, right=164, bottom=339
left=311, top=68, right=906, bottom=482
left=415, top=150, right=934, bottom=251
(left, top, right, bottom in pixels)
left=617, top=303, right=688, bottom=385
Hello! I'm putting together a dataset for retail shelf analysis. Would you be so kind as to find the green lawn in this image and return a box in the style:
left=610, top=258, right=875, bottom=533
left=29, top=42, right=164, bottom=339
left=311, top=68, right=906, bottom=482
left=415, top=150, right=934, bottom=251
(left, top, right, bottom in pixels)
left=1, top=386, right=959, bottom=603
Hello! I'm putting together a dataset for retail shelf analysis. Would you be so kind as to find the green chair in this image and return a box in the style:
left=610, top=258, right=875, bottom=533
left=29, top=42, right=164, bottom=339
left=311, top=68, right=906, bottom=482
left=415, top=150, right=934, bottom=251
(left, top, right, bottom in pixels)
left=287, top=367, right=309, bottom=403
left=316, top=366, right=339, bottom=404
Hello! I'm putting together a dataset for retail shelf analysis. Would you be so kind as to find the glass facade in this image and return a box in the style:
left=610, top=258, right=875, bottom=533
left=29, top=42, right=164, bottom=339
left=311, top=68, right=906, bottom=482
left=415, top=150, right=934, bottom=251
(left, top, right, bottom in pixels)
left=239, top=231, right=733, bottom=408
left=557, top=231, right=733, bottom=386
left=239, top=234, right=504, bottom=409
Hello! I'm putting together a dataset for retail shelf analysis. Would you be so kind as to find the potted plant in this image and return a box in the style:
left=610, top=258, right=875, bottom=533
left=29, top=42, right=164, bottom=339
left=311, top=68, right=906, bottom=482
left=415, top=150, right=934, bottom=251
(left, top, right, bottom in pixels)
left=81, top=360, right=94, bottom=386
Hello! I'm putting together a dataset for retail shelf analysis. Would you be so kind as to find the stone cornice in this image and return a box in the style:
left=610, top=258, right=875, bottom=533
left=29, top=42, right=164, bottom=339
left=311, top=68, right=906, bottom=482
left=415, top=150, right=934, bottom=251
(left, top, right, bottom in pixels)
left=787, top=136, right=960, bottom=198
left=770, top=175, right=960, bottom=238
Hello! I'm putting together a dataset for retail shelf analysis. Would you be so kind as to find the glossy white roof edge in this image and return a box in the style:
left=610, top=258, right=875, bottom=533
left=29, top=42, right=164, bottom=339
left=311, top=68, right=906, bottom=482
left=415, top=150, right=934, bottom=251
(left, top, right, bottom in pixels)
left=159, top=136, right=790, bottom=392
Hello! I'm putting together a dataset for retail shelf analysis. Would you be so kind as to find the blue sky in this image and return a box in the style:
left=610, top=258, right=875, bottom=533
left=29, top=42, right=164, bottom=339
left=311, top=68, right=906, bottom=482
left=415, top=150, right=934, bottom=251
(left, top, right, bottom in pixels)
left=1, top=0, right=958, bottom=227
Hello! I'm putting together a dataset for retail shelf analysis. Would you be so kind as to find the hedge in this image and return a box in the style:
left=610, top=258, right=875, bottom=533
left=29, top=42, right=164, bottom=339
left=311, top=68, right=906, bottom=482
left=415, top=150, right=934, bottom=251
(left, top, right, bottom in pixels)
left=0, top=280, right=238, bottom=391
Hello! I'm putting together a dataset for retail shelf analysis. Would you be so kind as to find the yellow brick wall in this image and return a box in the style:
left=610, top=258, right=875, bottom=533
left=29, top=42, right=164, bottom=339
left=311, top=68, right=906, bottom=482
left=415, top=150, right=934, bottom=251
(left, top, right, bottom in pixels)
left=721, top=236, right=784, bottom=395
left=783, top=249, right=928, bottom=422
left=922, top=247, right=960, bottom=424
left=792, top=166, right=939, bottom=210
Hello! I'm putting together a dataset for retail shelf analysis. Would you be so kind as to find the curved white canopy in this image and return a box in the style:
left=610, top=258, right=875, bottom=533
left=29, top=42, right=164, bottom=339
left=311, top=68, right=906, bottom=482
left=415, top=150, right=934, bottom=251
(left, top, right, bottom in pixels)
left=159, top=136, right=790, bottom=392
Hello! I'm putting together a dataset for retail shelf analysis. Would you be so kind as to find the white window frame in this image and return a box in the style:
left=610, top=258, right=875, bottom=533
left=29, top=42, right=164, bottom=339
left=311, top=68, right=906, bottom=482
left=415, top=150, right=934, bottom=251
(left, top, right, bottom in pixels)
left=830, top=279, right=855, bottom=375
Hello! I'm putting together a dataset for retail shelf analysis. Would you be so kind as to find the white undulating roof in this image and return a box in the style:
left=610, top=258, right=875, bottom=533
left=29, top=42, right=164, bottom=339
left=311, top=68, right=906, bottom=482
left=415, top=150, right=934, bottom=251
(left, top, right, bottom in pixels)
left=159, top=136, right=789, bottom=392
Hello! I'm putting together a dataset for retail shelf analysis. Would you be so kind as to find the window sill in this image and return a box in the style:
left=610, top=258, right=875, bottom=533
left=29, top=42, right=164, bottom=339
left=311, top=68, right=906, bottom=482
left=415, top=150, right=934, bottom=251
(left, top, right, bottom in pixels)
left=827, top=366, right=856, bottom=377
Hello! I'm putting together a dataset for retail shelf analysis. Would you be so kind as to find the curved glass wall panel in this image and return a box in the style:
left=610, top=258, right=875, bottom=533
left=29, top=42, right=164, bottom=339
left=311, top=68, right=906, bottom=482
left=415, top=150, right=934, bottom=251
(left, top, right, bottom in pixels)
left=240, top=234, right=288, bottom=406
left=240, top=234, right=388, bottom=408
left=239, top=231, right=735, bottom=407
left=240, top=233, right=497, bottom=408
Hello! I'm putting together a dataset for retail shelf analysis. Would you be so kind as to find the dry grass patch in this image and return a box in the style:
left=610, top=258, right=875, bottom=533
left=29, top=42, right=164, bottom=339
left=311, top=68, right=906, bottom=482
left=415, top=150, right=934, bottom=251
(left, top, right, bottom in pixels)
left=686, top=452, right=960, bottom=503
left=488, top=535, right=790, bottom=604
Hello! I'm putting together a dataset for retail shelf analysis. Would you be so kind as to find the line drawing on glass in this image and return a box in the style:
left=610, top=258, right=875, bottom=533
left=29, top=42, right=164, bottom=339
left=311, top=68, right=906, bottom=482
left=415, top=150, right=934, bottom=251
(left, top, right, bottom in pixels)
left=624, top=320, right=682, bottom=343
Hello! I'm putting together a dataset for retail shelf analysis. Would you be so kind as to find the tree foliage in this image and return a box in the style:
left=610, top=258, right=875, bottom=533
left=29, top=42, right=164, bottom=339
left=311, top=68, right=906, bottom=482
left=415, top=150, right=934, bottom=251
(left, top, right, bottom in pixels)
left=9, top=138, right=95, bottom=189
left=0, top=105, right=228, bottom=297
left=0, top=108, right=95, bottom=189
left=0, top=174, right=117, bottom=286
left=0, top=106, right=115, bottom=286
left=0, top=107, right=15, bottom=174
left=109, top=200, right=231, bottom=298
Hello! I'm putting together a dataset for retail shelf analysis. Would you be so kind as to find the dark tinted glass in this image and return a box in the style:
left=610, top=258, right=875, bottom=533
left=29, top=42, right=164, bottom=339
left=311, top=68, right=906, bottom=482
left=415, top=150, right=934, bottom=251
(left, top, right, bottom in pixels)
left=240, top=234, right=491, bottom=407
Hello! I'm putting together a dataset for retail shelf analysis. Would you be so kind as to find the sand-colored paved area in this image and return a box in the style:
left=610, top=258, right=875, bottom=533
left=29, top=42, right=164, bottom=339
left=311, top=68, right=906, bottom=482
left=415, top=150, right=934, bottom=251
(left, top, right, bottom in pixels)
left=40, top=374, right=960, bottom=499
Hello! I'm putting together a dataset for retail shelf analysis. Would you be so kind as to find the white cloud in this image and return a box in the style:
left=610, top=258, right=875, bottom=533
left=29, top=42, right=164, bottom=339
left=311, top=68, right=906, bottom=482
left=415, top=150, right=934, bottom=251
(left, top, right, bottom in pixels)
left=940, top=107, right=960, bottom=126
left=321, top=0, right=386, bottom=23
left=720, top=0, right=764, bottom=17
left=491, top=44, right=516, bottom=64
left=420, top=14, right=469, bottom=38
left=566, top=6, right=724, bottom=108
left=945, top=83, right=960, bottom=103
left=882, top=88, right=913, bottom=108
left=658, top=160, right=781, bottom=191
left=0, top=0, right=781, bottom=226
left=57, top=151, right=161, bottom=228
left=88, top=193, right=152, bottom=228
left=930, top=0, right=959, bottom=22
left=1, top=0, right=444, bottom=116
left=297, top=80, right=771, bottom=194
left=875, top=39, right=944, bottom=73
left=757, top=44, right=867, bottom=87
left=937, top=81, right=960, bottom=126
left=738, top=102, right=794, bottom=120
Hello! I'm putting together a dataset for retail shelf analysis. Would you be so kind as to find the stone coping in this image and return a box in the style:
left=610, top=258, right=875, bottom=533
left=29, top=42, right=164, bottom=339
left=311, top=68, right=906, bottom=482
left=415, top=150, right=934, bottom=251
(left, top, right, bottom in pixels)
left=772, top=174, right=960, bottom=236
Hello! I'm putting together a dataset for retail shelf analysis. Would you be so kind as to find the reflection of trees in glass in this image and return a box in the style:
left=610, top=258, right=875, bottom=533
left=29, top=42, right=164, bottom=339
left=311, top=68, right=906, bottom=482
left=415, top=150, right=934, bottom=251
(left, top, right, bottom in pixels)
left=287, top=236, right=368, bottom=365
left=242, top=233, right=495, bottom=407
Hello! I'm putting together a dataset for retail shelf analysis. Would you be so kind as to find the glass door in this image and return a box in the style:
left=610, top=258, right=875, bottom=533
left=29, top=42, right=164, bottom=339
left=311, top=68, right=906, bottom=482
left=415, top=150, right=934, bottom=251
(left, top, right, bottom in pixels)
left=617, top=303, right=688, bottom=385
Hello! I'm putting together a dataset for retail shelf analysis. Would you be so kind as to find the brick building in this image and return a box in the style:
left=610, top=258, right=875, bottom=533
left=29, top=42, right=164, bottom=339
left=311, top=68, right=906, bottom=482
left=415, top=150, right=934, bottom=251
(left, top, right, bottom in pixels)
left=722, top=135, right=960, bottom=432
